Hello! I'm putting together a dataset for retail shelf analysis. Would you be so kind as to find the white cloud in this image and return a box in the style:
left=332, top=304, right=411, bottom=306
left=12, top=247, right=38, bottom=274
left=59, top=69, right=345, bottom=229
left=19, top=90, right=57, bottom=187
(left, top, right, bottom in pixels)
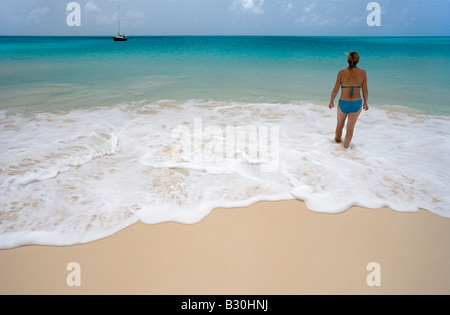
left=303, top=3, right=316, bottom=13
left=295, top=13, right=338, bottom=27
left=80, top=1, right=144, bottom=29
left=126, top=10, right=144, bottom=20
left=85, top=1, right=101, bottom=13
left=23, top=7, right=50, bottom=25
left=84, top=1, right=116, bottom=26
left=293, top=2, right=340, bottom=27
left=279, top=1, right=293, bottom=13
left=230, top=0, right=264, bottom=15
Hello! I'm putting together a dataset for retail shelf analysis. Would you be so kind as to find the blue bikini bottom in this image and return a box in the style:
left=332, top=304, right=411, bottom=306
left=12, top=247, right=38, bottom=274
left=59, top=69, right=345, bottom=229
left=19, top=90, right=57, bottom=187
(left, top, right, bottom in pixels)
left=339, top=99, right=362, bottom=114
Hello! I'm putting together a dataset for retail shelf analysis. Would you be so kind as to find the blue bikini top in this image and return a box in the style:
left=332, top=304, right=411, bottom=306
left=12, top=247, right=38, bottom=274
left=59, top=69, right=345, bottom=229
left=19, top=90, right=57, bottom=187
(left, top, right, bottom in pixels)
left=341, top=86, right=362, bottom=98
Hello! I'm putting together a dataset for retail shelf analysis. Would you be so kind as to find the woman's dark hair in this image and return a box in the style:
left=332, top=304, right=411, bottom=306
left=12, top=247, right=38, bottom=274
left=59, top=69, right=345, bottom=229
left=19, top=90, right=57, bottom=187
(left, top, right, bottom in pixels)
left=348, top=52, right=360, bottom=69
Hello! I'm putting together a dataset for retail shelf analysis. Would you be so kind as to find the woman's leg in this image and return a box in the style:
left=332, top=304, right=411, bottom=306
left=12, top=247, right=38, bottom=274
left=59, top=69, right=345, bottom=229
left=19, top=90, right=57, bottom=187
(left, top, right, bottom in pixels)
left=344, top=108, right=362, bottom=148
left=335, top=107, right=347, bottom=143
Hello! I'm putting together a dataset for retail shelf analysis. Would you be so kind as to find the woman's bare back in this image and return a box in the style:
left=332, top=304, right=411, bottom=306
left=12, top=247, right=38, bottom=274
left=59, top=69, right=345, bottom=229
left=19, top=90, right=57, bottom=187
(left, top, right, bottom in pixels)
left=339, top=68, right=366, bottom=101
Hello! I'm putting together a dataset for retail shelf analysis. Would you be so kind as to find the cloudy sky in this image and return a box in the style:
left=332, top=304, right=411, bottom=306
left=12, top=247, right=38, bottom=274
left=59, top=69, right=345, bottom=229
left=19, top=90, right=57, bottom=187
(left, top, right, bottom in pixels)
left=0, top=0, right=449, bottom=36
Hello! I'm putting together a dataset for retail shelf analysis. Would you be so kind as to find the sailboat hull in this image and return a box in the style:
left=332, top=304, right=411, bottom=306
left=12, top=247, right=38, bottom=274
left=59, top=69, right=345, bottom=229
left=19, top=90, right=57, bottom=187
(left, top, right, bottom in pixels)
left=113, top=35, right=127, bottom=41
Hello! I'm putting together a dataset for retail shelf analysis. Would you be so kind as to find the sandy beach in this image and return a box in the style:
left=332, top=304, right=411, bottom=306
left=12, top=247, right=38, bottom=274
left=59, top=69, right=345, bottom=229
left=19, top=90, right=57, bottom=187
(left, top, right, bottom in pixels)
left=0, top=200, right=449, bottom=295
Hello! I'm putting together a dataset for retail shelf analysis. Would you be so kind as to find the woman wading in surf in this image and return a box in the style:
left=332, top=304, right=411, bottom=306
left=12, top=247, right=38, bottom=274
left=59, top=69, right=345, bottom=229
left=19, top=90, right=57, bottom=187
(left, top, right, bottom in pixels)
left=329, top=52, right=369, bottom=148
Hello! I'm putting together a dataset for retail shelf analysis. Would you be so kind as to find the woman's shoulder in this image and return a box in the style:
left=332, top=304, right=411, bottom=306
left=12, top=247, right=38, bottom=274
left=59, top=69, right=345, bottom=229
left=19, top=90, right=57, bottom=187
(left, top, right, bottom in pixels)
left=338, top=68, right=366, bottom=77
left=356, top=68, right=367, bottom=74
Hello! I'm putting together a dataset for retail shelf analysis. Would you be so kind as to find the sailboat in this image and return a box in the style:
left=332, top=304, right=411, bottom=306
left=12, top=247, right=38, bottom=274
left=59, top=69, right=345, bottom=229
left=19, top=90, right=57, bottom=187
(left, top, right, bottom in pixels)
left=113, top=4, right=127, bottom=41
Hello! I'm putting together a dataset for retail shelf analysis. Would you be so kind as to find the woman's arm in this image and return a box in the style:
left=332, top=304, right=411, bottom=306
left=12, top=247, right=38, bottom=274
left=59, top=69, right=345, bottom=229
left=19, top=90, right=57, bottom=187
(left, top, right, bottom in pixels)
left=329, top=71, right=341, bottom=109
left=362, top=71, right=369, bottom=111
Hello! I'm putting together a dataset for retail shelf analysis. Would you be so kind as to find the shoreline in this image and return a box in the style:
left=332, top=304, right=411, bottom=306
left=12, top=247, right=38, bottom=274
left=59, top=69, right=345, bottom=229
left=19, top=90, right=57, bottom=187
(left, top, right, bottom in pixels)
left=1, top=200, right=449, bottom=295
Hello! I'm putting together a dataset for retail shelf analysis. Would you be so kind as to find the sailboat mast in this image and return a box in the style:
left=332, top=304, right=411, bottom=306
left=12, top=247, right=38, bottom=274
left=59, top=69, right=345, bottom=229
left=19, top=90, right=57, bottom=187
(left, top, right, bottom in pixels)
left=117, top=5, right=120, bottom=35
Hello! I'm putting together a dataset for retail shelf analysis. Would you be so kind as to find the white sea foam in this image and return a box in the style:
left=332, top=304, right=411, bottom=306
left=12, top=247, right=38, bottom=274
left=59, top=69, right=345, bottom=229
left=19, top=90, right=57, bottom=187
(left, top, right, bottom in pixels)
left=0, top=100, right=449, bottom=248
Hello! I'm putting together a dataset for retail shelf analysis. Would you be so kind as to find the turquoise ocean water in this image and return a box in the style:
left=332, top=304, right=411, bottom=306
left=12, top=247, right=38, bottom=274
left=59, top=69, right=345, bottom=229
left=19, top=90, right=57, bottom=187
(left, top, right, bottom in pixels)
left=0, top=36, right=449, bottom=248
left=1, top=36, right=449, bottom=114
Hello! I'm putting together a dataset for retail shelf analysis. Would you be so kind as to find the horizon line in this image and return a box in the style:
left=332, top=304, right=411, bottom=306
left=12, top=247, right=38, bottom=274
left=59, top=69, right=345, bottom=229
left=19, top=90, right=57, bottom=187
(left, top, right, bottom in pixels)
left=1, top=34, right=449, bottom=38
